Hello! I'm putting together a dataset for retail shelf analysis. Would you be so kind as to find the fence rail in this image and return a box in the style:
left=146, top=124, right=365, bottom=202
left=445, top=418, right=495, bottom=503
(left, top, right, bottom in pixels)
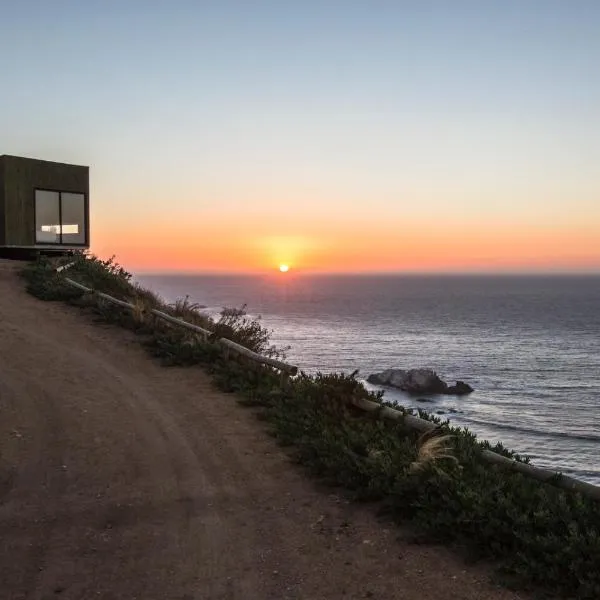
left=62, top=276, right=298, bottom=375
left=351, top=396, right=600, bottom=501
left=150, top=308, right=211, bottom=339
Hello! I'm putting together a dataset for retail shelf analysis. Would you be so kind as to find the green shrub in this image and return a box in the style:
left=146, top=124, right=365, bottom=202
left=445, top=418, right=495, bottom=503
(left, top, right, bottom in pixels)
left=20, top=257, right=84, bottom=301
left=69, top=252, right=133, bottom=299
left=213, top=304, right=289, bottom=358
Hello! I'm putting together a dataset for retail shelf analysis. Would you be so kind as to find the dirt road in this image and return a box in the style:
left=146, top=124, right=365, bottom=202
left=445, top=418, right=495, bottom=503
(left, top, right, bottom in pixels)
left=0, top=262, right=524, bottom=599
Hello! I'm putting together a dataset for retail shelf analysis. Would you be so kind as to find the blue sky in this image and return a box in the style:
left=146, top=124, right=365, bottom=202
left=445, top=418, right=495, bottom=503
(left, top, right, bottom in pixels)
left=1, top=1, right=599, bottom=271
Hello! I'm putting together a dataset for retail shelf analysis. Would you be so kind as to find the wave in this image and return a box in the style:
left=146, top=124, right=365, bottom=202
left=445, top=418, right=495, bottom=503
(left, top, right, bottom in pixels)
left=455, top=416, right=600, bottom=443
left=567, top=469, right=600, bottom=478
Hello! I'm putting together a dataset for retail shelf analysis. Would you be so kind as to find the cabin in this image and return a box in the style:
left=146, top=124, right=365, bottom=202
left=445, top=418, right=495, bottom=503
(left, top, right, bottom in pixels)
left=0, top=155, right=89, bottom=255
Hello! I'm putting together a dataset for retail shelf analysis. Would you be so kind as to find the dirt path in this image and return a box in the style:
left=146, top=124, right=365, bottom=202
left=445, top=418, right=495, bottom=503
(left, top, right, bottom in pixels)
left=0, top=263, right=525, bottom=600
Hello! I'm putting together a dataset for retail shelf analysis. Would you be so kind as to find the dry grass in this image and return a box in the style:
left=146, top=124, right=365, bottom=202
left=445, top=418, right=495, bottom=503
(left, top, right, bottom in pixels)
left=169, top=296, right=212, bottom=328
left=410, top=433, right=458, bottom=474
left=132, top=283, right=163, bottom=309
left=131, top=298, right=150, bottom=327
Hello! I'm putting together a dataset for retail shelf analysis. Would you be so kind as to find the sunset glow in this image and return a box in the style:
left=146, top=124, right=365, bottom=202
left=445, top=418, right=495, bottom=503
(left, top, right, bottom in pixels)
left=279, top=264, right=290, bottom=273
left=3, top=3, right=599, bottom=275
left=91, top=216, right=600, bottom=274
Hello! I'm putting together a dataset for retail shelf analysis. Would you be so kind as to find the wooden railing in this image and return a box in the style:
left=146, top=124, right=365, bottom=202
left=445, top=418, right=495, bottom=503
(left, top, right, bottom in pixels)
left=352, top=396, right=600, bottom=501
left=62, top=276, right=298, bottom=375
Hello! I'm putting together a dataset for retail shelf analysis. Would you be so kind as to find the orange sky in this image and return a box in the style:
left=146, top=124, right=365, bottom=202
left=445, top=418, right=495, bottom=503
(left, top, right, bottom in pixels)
left=4, top=3, right=600, bottom=275
left=91, top=213, right=600, bottom=274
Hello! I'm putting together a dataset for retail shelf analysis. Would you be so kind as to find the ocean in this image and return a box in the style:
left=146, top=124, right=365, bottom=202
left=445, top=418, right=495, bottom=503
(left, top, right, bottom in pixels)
left=136, top=274, right=600, bottom=484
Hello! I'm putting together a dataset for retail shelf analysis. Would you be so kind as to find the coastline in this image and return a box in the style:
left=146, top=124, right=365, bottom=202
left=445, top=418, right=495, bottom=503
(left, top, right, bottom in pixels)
left=18, top=254, right=600, bottom=598
left=138, top=272, right=600, bottom=486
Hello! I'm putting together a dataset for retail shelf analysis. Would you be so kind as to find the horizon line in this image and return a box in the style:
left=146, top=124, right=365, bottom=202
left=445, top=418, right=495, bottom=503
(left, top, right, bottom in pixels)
left=133, top=269, right=600, bottom=277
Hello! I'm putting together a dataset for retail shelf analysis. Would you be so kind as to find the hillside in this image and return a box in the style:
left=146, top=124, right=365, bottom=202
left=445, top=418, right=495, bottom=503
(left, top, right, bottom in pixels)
left=0, top=261, right=522, bottom=599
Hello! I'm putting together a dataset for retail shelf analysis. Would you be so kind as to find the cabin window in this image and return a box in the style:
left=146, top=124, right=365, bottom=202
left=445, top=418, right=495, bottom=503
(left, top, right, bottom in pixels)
left=35, top=189, right=86, bottom=244
left=35, top=190, right=61, bottom=243
left=60, top=192, right=86, bottom=244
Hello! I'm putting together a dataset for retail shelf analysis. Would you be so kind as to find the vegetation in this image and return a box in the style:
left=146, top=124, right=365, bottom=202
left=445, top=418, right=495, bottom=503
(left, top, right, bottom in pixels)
left=21, top=253, right=600, bottom=599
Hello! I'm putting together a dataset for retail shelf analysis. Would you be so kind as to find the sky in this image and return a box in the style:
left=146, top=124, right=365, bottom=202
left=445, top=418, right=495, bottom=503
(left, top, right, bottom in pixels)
left=1, top=1, right=599, bottom=273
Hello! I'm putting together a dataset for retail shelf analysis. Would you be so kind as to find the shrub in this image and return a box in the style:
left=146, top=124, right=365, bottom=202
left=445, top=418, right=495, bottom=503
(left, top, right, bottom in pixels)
left=213, top=304, right=289, bottom=358
left=166, top=295, right=213, bottom=330
left=69, top=252, right=133, bottom=299
left=20, top=257, right=84, bottom=301
left=131, top=283, right=164, bottom=310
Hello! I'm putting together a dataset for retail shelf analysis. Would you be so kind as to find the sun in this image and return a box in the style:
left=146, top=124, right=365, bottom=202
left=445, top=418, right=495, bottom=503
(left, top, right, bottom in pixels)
left=279, top=264, right=290, bottom=273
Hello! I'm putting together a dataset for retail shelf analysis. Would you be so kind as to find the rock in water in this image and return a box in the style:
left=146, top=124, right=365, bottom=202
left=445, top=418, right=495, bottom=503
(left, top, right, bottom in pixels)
left=366, top=369, right=473, bottom=395
left=446, top=381, right=474, bottom=395
left=366, top=368, right=446, bottom=393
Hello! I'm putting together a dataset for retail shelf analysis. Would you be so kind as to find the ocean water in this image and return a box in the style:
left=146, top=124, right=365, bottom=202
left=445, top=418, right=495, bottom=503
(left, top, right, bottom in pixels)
left=137, top=274, right=600, bottom=484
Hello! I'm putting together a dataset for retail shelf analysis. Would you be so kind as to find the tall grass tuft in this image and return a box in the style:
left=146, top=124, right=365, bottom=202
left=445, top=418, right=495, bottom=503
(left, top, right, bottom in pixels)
left=131, top=283, right=164, bottom=310
left=130, top=298, right=150, bottom=328
left=168, top=295, right=212, bottom=329
left=409, top=433, right=458, bottom=474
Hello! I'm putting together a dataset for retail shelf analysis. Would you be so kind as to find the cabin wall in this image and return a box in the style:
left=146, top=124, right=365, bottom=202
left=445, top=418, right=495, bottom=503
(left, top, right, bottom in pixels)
left=1, top=155, right=89, bottom=247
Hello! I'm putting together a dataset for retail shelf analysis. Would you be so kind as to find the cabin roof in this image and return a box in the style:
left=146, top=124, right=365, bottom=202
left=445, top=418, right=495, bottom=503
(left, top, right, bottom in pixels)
left=0, top=155, right=89, bottom=169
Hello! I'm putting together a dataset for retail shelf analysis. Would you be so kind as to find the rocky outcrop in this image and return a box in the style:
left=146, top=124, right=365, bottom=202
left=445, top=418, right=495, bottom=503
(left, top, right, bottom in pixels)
left=446, top=381, right=474, bottom=395
left=366, top=369, right=473, bottom=396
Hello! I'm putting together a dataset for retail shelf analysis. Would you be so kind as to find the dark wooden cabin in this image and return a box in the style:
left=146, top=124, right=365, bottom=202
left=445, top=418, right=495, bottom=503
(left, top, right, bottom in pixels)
left=0, top=155, right=89, bottom=254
